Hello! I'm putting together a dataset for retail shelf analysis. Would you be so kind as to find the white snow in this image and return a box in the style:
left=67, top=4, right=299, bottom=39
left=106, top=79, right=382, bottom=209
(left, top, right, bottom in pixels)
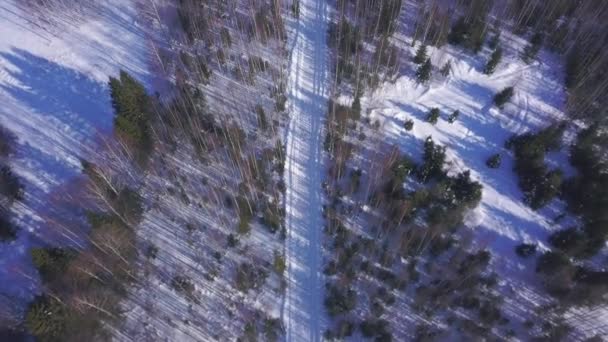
left=283, top=0, right=330, bottom=339
left=0, top=0, right=152, bottom=308
left=359, top=21, right=593, bottom=337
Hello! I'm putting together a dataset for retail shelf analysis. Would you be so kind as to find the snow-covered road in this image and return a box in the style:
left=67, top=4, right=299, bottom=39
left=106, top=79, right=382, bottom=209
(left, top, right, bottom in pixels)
left=283, top=0, right=329, bottom=340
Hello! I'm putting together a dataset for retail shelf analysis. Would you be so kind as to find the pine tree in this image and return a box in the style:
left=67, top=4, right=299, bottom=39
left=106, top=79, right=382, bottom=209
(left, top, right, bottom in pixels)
left=521, top=32, right=543, bottom=64
left=416, top=59, right=432, bottom=83
left=447, top=110, right=460, bottom=123
left=25, top=295, right=67, bottom=340
left=493, top=87, right=514, bottom=108
left=440, top=60, right=451, bottom=77
left=404, top=119, right=414, bottom=131
left=486, top=153, right=501, bottom=168
left=109, top=71, right=151, bottom=150
left=0, top=209, right=17, bottom=241
left=484, top=46, right=502, bottom=75
left=413, top=44, right=428, bottom=64
left=426, top=108, right=440, bottom=124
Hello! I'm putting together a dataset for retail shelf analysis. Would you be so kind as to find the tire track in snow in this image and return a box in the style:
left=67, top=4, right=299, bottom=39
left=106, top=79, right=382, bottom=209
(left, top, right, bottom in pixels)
left=283, top=0, right=329, bottom=340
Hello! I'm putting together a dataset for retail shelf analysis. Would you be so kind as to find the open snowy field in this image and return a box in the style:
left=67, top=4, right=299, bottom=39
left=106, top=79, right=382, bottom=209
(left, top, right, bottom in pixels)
left=0, top=0, right=153, bottom=315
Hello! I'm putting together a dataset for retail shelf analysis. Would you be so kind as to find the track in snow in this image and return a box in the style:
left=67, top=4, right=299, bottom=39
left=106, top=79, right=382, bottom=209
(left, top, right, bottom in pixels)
left=282, top=0, right=329, bottom=340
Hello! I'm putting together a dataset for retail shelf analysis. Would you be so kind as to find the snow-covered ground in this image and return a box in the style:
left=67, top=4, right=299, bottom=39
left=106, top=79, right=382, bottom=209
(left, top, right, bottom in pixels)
left=283, top=0, right=330, bottom=339
left=355, top=7, right=608, bottom=337
left=0, top=0, right=152, bottom=311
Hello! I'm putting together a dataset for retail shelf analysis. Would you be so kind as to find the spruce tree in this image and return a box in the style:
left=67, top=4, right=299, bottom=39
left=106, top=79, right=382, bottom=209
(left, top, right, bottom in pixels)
left=484, top=46, right=502, bottom=75
left=416, top=59, right=432, bottom=84
left=521, top=32, right=543, bottom=64
left=486, top=154, right=501, bottom=168
left=404, top=119, right=414, bottom=131
left=493, top=87, right=514, bottom=108
left=426, top=108, right=440, bottom=124
left=26, top=295, right=67, bottom=340
left=448, top=110, right=460, bottom=123
left=109, top=71, right=151, bottom=150
left=413, top=44, right=428, bottom=64
left=440, top=60, right=451, bottom=77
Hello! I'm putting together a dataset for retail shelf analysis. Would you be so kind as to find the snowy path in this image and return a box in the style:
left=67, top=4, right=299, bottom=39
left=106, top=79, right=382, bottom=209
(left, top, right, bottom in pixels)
left=283, top=0, right=329, bottom=340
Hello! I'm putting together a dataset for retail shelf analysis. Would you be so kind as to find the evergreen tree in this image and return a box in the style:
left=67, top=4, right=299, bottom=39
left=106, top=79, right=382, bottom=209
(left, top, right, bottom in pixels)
left=413, top=44, right=428, bottom=64
left=0, top=165, right=23, bottom=203
left=484, top=46, right=502, bottom=75
left=493, top=87, right=514, bottom=108
left=448, top=17, right=469, bottom=45
left=447, top=110, right=460, bottom=123
left=486, top=153, right=501, bottom=168
left=404, top=119, right=414, bottom=131
left=426, top=108, right=440, bottom=124
left=25, top=295, right=68, bottom=340
left=440, top=60, right=451, bottom=77
left=109, top=71, right=151, bottom=151
left=417, top=137, right=446, bottom=182
left=416, top=59, right=432, bottom=83
left=0, top=209, right=17, bottom=241
left=521, top=32, right=543, bottom=64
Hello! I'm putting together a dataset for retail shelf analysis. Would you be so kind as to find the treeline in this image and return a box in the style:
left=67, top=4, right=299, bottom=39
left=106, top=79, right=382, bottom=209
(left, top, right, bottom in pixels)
left=0, top=125, right=23, bottom=242
left=25, top=184, right=142, bottom=341
left=22, top=74, right=149, bottom=341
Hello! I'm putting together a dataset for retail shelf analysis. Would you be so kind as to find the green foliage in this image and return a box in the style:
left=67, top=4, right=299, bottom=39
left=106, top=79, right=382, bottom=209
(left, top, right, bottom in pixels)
left=447, top=110, right=459, bottom=123
left=426, top=108, right=440, bottom=124
left=273, top=250, right=286, bottom=275
left=109, top=71, right=152, bottom=152
left=30, top=247, right=76, bottom=284
left=521, top=32, right=543, bottom=64
left=563, top=125, right=608, bottom=255
left=509, top=123, right=565, bottom=209
left=26, top=295, right=67, bottom=341
left=493, top=87, right=514, bottom=108
left=484, top=46, right=502, bottom=75
left=486, top=153, right=501, bottom=168
left=451, top=170, right=482, bottom=207
left=413, top=44, right=427, bottom=64
left=404, top=119, right=414, bottom=131
left=324, top=283, right=356, bottom=316
left=417, top=137, right=446, bottom=182
left=236, top=195, right=253, bottom=234
left=416, top=59, right=432, bottom=83
left=448, top=16, right=488, bottom=53
left=235, top=262, right=268, bottom=292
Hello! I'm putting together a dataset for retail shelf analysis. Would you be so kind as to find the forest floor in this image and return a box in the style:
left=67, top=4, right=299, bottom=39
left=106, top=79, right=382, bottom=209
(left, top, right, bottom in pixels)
left=282, top=0, right=330, bottom=339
